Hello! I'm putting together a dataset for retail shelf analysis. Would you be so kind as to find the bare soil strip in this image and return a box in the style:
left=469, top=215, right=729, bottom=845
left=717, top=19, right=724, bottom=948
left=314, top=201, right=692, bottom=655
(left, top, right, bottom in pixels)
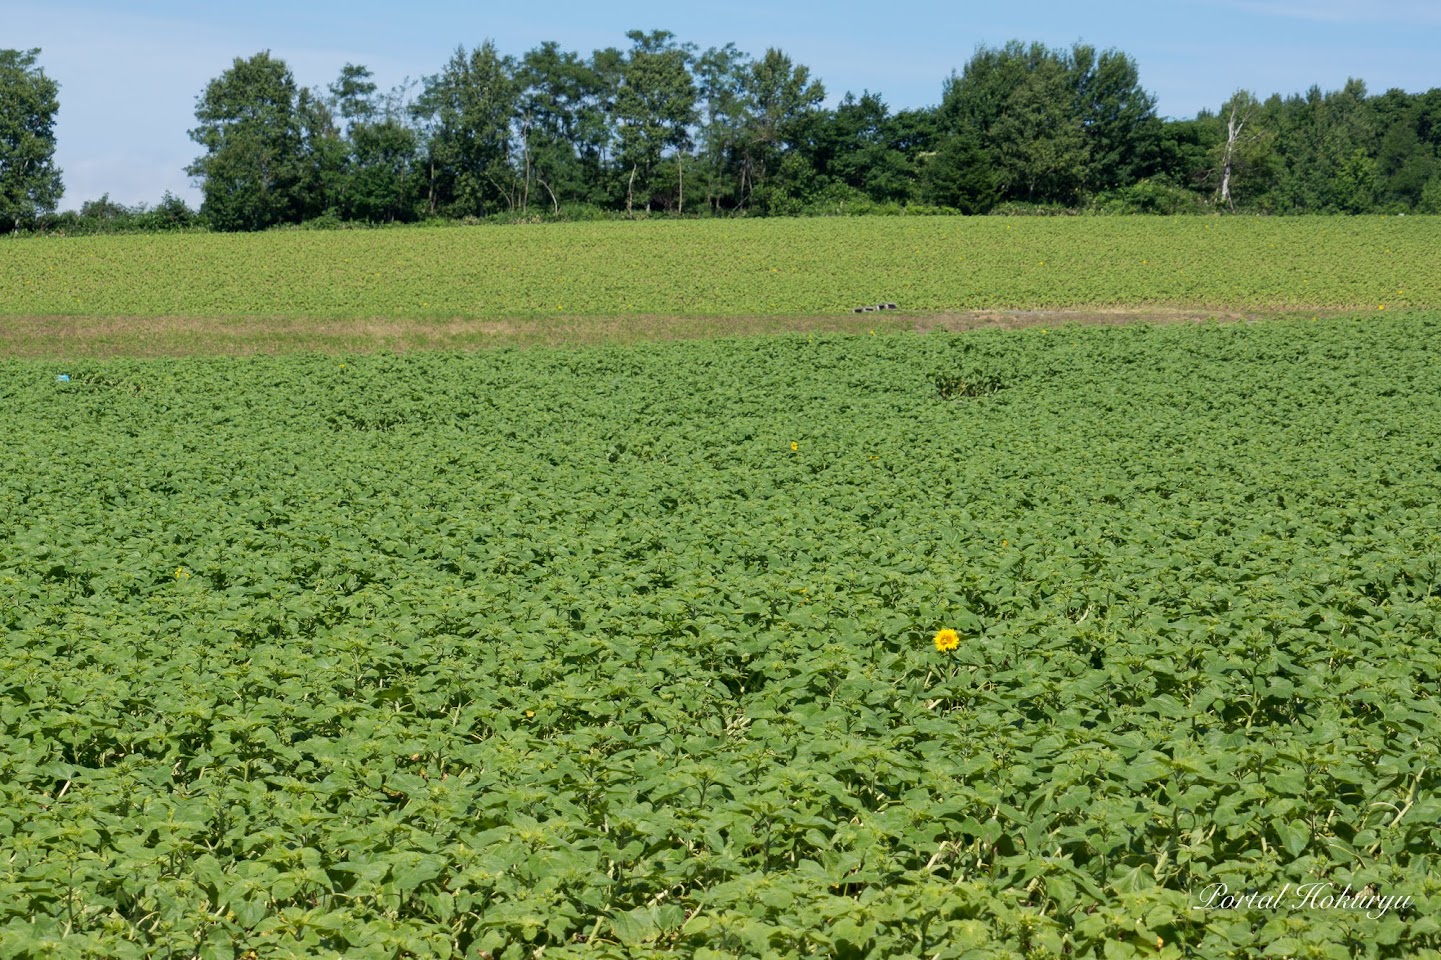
left=0, top=307, right=1354, bottom=358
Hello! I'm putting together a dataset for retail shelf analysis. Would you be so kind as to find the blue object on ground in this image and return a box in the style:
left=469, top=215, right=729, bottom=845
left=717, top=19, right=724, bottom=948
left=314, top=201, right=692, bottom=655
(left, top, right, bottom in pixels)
left=56, top=374, right=71, bottom=382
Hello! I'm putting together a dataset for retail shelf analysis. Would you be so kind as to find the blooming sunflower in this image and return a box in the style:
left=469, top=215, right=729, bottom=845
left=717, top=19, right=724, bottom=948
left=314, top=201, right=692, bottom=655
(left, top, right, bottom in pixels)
left=933, top=628, right=960, bottom=652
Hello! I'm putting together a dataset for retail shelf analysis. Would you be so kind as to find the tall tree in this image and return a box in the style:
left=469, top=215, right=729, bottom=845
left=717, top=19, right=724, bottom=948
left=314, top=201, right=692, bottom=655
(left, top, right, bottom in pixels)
left=188, top=52, right=335, bottom=231
left=1210, top=90, right=1275, bottom=210
left=1374, top=89, right=1441, bottom=209
left=341, top=117, right=419, bottom=222
left=739, top=48, right=825, bottom=212
left=1068, top=44, right=1160, bottom=191
left=940, top=41, right=1156, bottom=205
left=293, top=85, right=344, bottom=221
left=0, top=48, right=63, bottom=233
left=586, top=44, right=625, bottom=195
left=1267, top=79, right=1374, bottom=212
left=612, top=30, right=696, bottom=214
left=517, top=42, right=609, bottom=211
left=412, top=43, right=519, bottom=217
left=330, top=63, right=379, bottom=128
left=938, top=41, right=1045, bottom=137
left=692, top=43, right=750, bottom=211
left=325, top=65, right=418, bottom=222
left=989, top=57, right=1088, bottom=203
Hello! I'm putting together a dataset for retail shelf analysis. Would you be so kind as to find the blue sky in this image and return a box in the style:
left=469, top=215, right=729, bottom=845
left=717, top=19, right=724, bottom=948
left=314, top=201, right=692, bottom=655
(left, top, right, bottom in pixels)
left=8, top=0, right=1440, bottom=208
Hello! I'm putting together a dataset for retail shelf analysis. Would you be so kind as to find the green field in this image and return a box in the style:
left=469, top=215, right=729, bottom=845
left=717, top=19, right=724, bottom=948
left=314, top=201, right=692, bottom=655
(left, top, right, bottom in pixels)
left=5, top=219, right=1441, bottom=957
left=4, top=312, right=1441, bottom=958
left=3, top=217, right=1434, bottom=325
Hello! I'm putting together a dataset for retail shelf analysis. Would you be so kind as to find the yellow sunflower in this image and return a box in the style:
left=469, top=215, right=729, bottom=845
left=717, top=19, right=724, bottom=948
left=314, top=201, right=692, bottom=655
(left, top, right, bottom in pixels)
left=933, top=628, right=960, bottom=652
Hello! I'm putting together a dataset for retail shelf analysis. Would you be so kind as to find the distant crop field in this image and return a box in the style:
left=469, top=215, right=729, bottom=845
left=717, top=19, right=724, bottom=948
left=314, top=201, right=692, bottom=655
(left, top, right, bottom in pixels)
left=1, top=216, right=1435, bottom=323
left=3, top=315, right=1441, bottom=957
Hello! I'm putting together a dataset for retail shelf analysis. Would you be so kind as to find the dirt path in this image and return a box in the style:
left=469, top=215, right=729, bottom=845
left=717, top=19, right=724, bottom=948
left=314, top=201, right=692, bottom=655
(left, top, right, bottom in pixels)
left=0, top=306, right=1355, bottom=358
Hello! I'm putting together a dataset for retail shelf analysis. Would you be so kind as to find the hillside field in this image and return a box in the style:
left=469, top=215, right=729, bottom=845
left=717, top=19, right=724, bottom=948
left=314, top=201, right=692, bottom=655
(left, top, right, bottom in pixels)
left=1, top=216, right=1436, bottom=355
left=2, top=219, right=1440, bottom=958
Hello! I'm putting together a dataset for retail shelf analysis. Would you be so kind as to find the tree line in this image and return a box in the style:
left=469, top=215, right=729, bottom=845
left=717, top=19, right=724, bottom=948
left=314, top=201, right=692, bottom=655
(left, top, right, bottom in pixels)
left=4, top=36, right=1441, bottom=233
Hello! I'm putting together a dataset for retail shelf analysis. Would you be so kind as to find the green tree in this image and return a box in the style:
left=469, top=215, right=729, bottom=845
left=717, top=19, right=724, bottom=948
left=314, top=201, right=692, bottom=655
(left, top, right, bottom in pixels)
left=989, top=57, right=1088, bottom=204
left=1266, top=79, right=1373, bottom=212
left=1152, top=117, right=1221, bottom=196
left=517, top=41, right=609, bottom=211
left=613, top=30, right=696, bottom=213
left=325, top=64, right=419, bottom=222
left=1376, top=119, right=1433, bottom=209
left=1334, top=147, right=1378, bottom=213
left=1373, top=89, right=1440, bottom=210
left=586, top=44, right=625, bottom=191
left=293, top=85, right=344, bottom=221
left=739, top=48, right=825, bottom=212
left=1419, top=172, right=1441, bottom=213
left=921, top=127, right=998, bottom=212
left=188, top=52, right=337, bottom=231
left=938, top=41, right=1042, bottom=137
left=939, top=41, right=1157, bottom=206
left=412, top=42, right=519, bottom=217
left=1068, top=44, right=1159, bottom=191
left=812, top=92, right=927, bottom=205
left=330, top=62, right=379, bottom=127
left=345, top=120, right=418, bottom=222
left=692, top=43, right=750, bottom=211
left=0, top=48, right=63, bottom=233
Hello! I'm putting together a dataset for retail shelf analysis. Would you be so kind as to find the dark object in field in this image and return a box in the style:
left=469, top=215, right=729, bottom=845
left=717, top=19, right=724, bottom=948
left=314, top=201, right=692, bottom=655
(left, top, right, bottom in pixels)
left=852, top=303, right=898, bottom=313
left=935, top=370, right=1004, bottom=400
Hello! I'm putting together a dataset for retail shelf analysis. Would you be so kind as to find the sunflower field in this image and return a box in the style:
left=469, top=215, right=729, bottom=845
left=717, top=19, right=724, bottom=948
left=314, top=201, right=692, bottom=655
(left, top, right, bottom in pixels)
left=3, top=311, right=1441, bottom=958
left=1, top=216, right=1435, bottom=319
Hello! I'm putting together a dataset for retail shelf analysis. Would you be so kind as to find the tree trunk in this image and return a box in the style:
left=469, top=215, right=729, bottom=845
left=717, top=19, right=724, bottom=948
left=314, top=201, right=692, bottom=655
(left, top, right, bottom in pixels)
left=521, top=118, right=531, bottom=213
left=678, top=152, right=684, bottom=215
left=539, top=176, right=559, bottom=214
left=1220, top=105, right=1243, bottom=212
left=484, top=173, right=516, bottom=212
left=626, top=163, right=637, bottom=218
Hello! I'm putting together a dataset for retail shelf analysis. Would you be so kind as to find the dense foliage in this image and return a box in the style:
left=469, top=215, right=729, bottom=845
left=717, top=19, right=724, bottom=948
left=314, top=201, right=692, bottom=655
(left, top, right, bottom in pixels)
left=9, top=39, right=1441, bottom=232
left=185, top=52, right=337, bottom=233
left=0, top=48, right=63, bottom=232
left=165, top=38, right=1441, bottom=229
left=3, top=315, right=1441, bottom=958
left=1, top=216, right=1433, bottom=319
left=37, top=193, right=205, bottom=236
